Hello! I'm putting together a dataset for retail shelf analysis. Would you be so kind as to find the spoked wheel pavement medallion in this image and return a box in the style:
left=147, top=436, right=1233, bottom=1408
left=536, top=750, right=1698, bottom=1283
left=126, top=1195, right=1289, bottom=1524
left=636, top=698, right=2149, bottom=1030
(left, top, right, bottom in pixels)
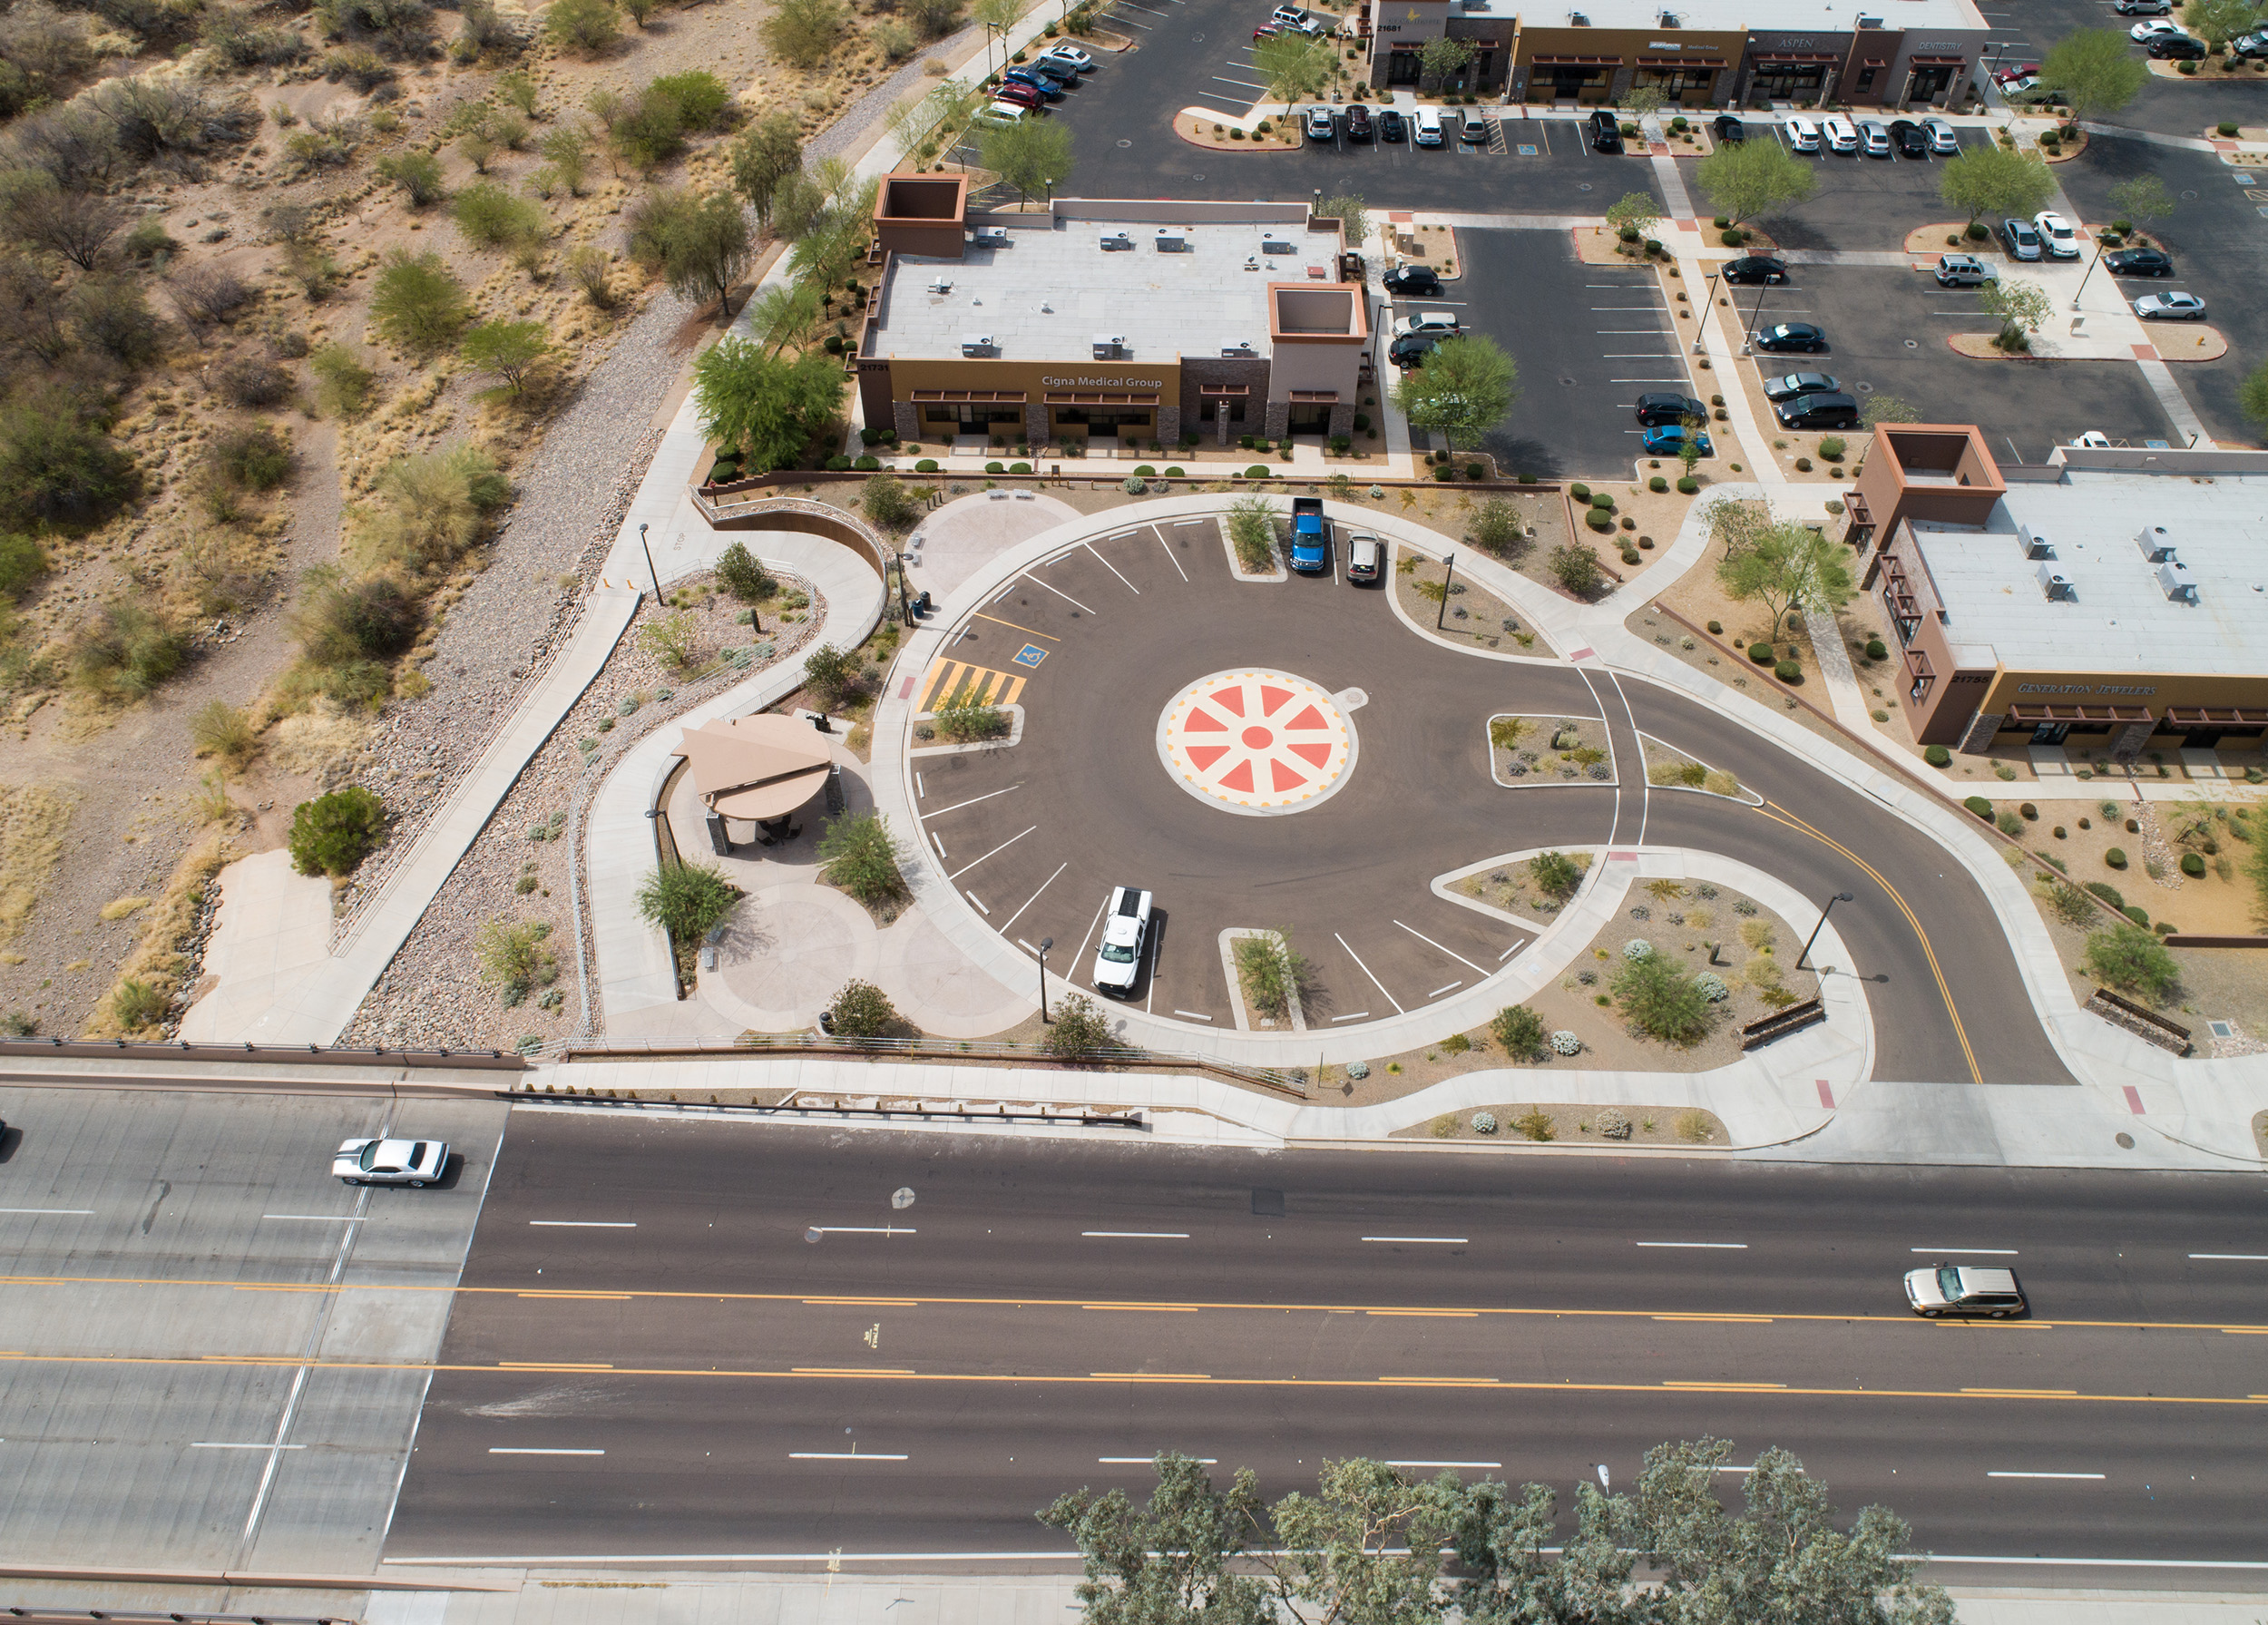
left=1157, top=669, right=1355, bottom=817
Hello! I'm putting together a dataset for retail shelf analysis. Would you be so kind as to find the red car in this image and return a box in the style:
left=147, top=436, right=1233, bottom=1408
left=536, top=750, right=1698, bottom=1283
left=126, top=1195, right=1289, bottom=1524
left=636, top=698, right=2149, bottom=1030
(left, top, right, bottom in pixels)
left=1990, top=61, right=2040, bottom=83
left=992, top=80, right=1047, bottom=109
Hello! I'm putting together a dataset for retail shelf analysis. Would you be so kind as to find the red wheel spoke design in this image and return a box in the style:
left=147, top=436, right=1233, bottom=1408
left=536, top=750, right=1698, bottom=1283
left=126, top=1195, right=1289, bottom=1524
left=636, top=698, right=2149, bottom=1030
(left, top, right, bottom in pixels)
left=1161, top=669, right=1354, bottom=813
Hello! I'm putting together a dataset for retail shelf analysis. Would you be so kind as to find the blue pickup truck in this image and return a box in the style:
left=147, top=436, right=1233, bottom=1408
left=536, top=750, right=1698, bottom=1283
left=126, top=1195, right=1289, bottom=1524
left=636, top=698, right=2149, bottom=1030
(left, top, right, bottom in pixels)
left=1289, top=496, right=1329, bottom=573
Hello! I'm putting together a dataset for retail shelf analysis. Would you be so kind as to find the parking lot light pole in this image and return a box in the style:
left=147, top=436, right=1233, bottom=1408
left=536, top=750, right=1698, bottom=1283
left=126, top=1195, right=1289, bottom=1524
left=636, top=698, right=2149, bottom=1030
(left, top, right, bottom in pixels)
left=1798, top=890, right=1854, bottom=970
left=637, top=523, right=662, bottom=599
left=2070, top=238, right=2107, bottom=311
left=1740, top=274, right=1772, bottom=357
left=1436, top=550, right=1455, bottom=628
left=1695, top=269, right=1722, bottom=356
left=1037, top=936, right=1054, bottom=1022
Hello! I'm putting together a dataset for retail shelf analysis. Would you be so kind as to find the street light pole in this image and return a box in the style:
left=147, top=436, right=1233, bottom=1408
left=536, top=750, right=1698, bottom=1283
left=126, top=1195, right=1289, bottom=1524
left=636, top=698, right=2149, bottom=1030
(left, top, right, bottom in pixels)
left=637, top=523, right=662, bottom=599
left=1798, top=890, right=1854, bottom=970
left=1694, top=269, right=1722, bottom=356
left=1037, top=936, right=1054, bottom=1022
left=2070, top=236, right=2106, bottom=311
left=1436, top=550, right=1455, bottom=629
left=1741, top=273, right=1772, bottom=357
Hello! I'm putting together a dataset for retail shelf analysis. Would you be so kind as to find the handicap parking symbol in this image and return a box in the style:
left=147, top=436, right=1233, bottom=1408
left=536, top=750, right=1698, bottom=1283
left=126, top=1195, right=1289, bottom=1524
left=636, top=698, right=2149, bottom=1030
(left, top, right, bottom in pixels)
left=1012, top=644, right=1048, bottom=669
left=1516, top=143, right=1539, bottom=155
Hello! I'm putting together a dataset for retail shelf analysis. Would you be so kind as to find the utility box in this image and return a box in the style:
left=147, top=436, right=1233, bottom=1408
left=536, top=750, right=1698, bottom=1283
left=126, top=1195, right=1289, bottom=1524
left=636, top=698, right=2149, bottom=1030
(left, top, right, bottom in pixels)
left=704, top=811, right=730, bottom=856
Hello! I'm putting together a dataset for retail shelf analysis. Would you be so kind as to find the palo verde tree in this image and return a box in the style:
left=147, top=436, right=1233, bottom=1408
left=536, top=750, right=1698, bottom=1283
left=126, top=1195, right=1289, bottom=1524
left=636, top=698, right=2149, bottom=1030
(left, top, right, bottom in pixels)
left=2041, top=28, right=2149, bottom=124
left=1936, top=144, right=2054, bottom=230
left=1253, top=29, right=1333, bottom=118
left=1392, top=333, right=1519, bottom=452
left=1716, top=514, right=1854, bottom=641
left=1694, top=136, right=1816, bottom=227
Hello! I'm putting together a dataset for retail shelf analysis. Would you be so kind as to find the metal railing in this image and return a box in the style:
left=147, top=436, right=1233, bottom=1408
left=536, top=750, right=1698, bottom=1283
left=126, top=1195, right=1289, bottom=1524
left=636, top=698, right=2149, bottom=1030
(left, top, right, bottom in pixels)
left=0, top=1037, right=523, bottom=1072
left=513, top=1090, right=1145, bottom=1131
left=537, top=1033, right=1308, bottom=1098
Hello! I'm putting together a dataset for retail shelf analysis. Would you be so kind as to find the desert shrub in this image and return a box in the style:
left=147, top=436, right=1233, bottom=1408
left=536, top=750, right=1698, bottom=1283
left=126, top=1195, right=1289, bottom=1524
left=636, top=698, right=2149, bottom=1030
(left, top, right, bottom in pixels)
left=356, top=445, right=510, bottom=572
left=566, top=244, right=615, bottom=308
left=1226, top=494, right=1276, bottom=571
left=308, top=342, right=375, bottom=417
left=452, top=181, right=545, bottom=250
left=376, top=148, right=446, bottom=205
left=474, top=918, right=556, bottom=1005
left=2082, top=923, right=2178, bottom=1003
left=1675, top=1109, right=1714, bottom=1143
left=637, top=607, right=699, bottom=671
left=816, top=812, right=907, bottom=905
left=544, top=0, right=620, bottom=54
left=861, top=471, right=917, bottom=530
left=934, top=692, right=1009, bottom=742
left=634, top=859, right=738, bottom=941
left=292, top=563, right=420, bottom=665
left=1513, top=1104, right=1558, bottom=1139
left=0, top=531, right=46, bottom=598
left=2105, top=847, right=2127, bottom=869
left=1470, top=496, right=1521, bottom=556
left=715, top=540, right=775, bottom=602
left=112, top=979, right=168, bottom=1031
left=1964, top=795, right=1992, bottom=817
left=1234, top=931, right=1305, bottom=1022
left=288, top=785, right=385, bottom=876
left=802, top=642, right=868, bottom=710
left=369, top=249, right=472, bottom=351
left=2180, top=852, right=2205, bottom=877
left=189, top=698, right=257, bottom=763
left=1529, top=848, right=1582, bottom=901
left=210, top=423, right=296, bottom=492
left=163, top=263, right=250, bottom=338
left=0, top=395, right=133, bottom=530
left=1041, top=993, right=1116, bottom=1060
left=826, top=977, right=900, bottom=1038
left=1996, top=810, right=2024, bottom=837
left=66, top=275, right=164, bottom=367
left=212, top=354, right=292, bottom=407
left=1491, top=1003, right=1546, bottom=1060
left=760, top=0, right=847, bottom=67
left=1923, top=745, right=1950, bottom=767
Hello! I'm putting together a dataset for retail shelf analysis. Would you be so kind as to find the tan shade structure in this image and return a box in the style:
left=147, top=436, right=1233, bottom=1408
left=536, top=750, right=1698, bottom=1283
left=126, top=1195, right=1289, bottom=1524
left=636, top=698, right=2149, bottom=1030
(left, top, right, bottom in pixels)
left=673, top=714, right=834, bottom=822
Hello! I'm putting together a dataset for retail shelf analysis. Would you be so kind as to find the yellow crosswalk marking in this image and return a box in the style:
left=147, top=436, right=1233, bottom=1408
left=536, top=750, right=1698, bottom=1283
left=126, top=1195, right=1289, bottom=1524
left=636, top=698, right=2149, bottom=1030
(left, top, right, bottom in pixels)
left=920, top=660, right=1027, bottom=711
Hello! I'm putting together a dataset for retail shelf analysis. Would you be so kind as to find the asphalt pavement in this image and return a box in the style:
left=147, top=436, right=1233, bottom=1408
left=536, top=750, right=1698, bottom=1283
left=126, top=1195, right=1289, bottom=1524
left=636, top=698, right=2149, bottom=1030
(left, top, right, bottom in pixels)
left=385, top=1117, right=2268, bottom=1580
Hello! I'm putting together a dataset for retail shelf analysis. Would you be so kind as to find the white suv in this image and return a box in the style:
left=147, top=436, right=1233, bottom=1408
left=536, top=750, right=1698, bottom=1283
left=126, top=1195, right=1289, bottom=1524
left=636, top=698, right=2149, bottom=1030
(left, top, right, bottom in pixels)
left=1305, top=104, right=1334, bottom=141
left=1905, top=1264, right=2026, bottom=1318
left=2032, top=210, right=2080, bottom=259
left=1784, top=114, right=1821, bottom=152
left=1392, top=310, right=1461, bottom=338
left=1821, top=114, right=1859, bottom=152
left=1091, top=886, right=1153, bottom=994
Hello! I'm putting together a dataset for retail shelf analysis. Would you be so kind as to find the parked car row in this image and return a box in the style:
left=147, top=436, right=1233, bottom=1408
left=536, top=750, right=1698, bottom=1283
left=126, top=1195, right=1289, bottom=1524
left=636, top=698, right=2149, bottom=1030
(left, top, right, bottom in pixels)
left=977, top=44, right=1092, bottom=123
left=1782, top=113, right=1960, bottom=155
left=1302, top=103, right=1488, bottom=145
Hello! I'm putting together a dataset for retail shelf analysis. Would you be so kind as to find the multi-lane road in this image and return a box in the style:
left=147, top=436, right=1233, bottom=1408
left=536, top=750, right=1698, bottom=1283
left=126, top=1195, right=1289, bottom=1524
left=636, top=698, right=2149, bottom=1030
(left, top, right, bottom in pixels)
left=386, top=1113, right=2268, bottom=1582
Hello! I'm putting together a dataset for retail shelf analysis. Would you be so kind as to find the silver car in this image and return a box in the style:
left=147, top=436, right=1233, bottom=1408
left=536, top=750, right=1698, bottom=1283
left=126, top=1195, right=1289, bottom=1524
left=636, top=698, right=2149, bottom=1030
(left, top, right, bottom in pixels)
left=1905, top=1264, right=2025, bottom=1318
left=334, top=1136, right=449, bottom=1187
left=1921, top=116, right=1959, bottom=154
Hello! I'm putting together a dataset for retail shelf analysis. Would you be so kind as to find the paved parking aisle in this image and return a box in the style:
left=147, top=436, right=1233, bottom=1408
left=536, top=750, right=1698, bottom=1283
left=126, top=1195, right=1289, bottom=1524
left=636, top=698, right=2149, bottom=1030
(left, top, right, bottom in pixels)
left=1686, top=124, right=1992, bottom=250
left=0, top=1087, right=509, bottom=1573
left=1448, top=230, right=1693, bottom=478
left=1731, top=262, right=2179, bottom=462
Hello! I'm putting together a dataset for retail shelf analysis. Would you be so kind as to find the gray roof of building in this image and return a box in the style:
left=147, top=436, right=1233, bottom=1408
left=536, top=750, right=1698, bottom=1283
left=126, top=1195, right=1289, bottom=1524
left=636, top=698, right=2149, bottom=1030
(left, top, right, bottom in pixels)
left=1504, top=0, right=1983, bottom=31
left=1911, top=473, right=2268, bottom=677
left=869, top=216, right=1334, bottom=365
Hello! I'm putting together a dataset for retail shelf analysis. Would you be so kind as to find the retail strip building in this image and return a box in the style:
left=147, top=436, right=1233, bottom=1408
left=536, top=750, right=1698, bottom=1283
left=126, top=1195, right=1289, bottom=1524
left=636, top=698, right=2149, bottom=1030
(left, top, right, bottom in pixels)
left=855, top=178, right=1367, bottom=453
left=1849, top=426, right=2268, bottom=758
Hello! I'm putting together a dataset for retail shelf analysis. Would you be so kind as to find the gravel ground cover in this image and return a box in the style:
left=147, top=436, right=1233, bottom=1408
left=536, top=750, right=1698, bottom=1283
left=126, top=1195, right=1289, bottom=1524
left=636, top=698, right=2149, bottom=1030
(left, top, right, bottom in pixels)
left=1489, top=712, right=1613, bottom=787
left=1393, top=1101, right=1730, bottom=1145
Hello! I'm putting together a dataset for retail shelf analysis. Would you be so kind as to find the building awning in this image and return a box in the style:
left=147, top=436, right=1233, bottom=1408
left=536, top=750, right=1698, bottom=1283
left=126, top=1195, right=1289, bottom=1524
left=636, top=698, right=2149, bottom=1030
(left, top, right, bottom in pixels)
left=1043, top=391, right=1159, bottom=406
left=2006, top=703, right=2154, bottom=725
left=1862, top=56, right=1889, bottom=65
left=1908, top=54, right=1967, bottom=64
left=1287, top=389, right=1340, bottom=403
left=2164, top=706, right=2268, bottom=725
left=1752, top=52, right=1838, bottom=62
left=672, top=714, right=834, bottom=822
left=1639, top=56, right=1724, bottom=66
left=1201, top=384, right=1251, bottom=396
left=911, top=388, right=1027, bottom=402
left=1530, top=54, right=1621, bottom=64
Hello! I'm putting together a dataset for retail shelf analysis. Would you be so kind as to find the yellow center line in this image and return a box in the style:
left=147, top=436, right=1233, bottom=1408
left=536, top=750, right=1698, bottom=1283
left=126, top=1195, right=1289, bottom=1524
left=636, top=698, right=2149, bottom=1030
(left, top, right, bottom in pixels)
left=517, top=1292, right=633, bottom=1300
left=498, top=1361, right=613, bottom=1370
left=1091, top=1372, right=1211, bottom=1380
left=1758, top=799, right=1983, bottom=1086
left=1653, top=1315, right=1775, bottom=1324
left=1962, top=1386, right=2078, bottom=1395
left=1664, top=1380, right=1787, bottom=1390
left=802, top=1298, right=919, bottom=1307
left=1083, top=1305, right=1200, bottom=1312
left=1381, top=1375, right=1499, bottom=1385
left=5, top=1273, right=2256, bottom=1334
left=1368, top=1310, right=1481, bottom=1318
left=792, top=1366, right=915, bottom=1375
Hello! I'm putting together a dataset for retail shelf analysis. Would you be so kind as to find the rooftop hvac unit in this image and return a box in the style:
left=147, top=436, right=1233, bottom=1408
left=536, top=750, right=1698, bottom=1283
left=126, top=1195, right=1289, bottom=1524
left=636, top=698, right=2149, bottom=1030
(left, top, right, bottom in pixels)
left=2156, top=560, right=2199, bottom=602
left=2017, top=522, right=2054, bottom=561
left=1220, top=338, right=1256, bottom=357
left=1099, top=228, right=1133, bottom=250
left=1568, top=10, right=1589, bottom=23
left=1855, top=13, right=1882, bottom=25
left=2135, top=524, right=2176, bottom=563
left=2035, top=563, right=2075, bottom=601
left=959, top=333, right=996, bottom=357
left=1261, top=235, right=1295, bottom=255
left=925, top=277, right=954, bottom=294
left=1155, top=227, right=1187, bottom=250
left=973, top=225, right=1009, bottom=248
left=1092, top=334, right=1127, bottom=358
left=1659, top=9, right=1678, bottom=24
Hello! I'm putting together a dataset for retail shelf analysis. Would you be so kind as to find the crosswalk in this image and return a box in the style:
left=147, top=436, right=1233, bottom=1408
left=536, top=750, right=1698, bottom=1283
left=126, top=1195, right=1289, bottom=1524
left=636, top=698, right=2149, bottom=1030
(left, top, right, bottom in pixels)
left=919, top=660, right=1028, bottom=711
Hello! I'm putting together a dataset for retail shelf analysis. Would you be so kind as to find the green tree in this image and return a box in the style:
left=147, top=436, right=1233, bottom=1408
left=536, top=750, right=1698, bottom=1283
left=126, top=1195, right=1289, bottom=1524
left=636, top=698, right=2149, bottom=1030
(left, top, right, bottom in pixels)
left=475, top=918, right=557, bottom=1004
left=539, top=124, right=594, bottom=195
left=692, top=338, right=845, bottom=471
left=310, top=342, right=376, bottom=417
left=1392, top=333, right=1518, bottom=451
left=1041, top=1453, right=1270, bottom=1624
left=288, top=785, right=385, bottom=876
left=1979, top=277, right=2053, bottom=351
left=654, top=190, right=751, bottom=317
left=461, top=318, right=550, bottom=393
left=2107, top=172, right=2177, bottom=230
left=634, top=860, right=738, bottom=942
left=862, top=471, right=917, bottom=530
left=2041, top=28, right=2148, bottom=124
left=543, top=0, right=620, bottom=55
left=1041, top=992, right=1117, bottom=1059
left=452, top=181, right=546, bottom=250
left=729, top=111, right=804, bottom=235
left=802, top=642, right=868, bottom=709
left=0, top=396, right=138, bottom=528
left=745, top=281, right=821, bottom=356
left=1262, top=1458, right=1462, bottom=1621
left=2183, top=0, right=2257, bottom=48
left=368, top=249, right=472, bottom=352
left=816, top=812, right=908, bottom=905
left=1603, top=190, right=1661, bottom=240
left=1318, top=192, right=1370, bottom=254
left=1935, top=144, right=2054, bottom=229
left=2083, top=922, right=2180, bottom=1002
left=375, top=148, right=446, bottom=205
left=715, top=540, right=776, bottom=601
left=1490, top=1003, right=1547, bottom=1060
left=980, top=115, right=1073, bottom=205
left=1253, top=29, right=1332, bottom=116
left=1613, top=950, right=1713, bottom=1045
left=1547, top=543, right=1605, bottom=597
left=826, top=977, right=900, bottom=1037
left=1717, top=519, right=1853, bottom=641
left=1529, top=849, right=1582, bottom=901
left=1695, top=136, right=1817, bottom=226
left=1617, top=83, right=1666, bottom=121
left=1225, top=494, right=1278, bottom=572
left=1418, top=33, right=1474, bottom=87
left=761, top=0, right=848, bottom=66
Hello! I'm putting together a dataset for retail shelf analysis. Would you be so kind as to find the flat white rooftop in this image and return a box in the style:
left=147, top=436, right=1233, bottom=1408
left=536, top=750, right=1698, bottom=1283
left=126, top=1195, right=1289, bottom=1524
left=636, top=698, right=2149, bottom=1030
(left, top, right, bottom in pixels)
left=869, top=217, right=1333, bottom=365
left=1913, top=474, right=2268, bottom=678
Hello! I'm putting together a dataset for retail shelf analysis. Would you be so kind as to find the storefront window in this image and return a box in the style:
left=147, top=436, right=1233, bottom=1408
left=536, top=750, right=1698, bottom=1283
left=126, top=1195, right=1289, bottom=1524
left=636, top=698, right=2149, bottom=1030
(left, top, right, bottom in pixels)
left=1750, top=63, right=1824, bottom=98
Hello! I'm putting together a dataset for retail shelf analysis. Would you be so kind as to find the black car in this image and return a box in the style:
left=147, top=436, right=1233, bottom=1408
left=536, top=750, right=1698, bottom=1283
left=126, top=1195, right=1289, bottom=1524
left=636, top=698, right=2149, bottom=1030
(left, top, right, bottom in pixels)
left=1755, top=322, right=1827, bottom=353
left=2147, top=33, right=2205, bottom=55
left=1722, top=255, right=1788, bottom=285
left=1774, top=391, right=1860, bottom=429
left=1763, top=370, right=1838, bottom=403
left=1712, top=113, right=1745, bottom=143
left=1383, top=264, right=1442, bottom=297
left=2106, top=247, right=2175, bottom=277
left=1378, top=107, right=1406, bottom=141
left=1387, top=333, right=1437, bottom=368
left=1589, top=108, right=1623, bottom=152
left=1345, top=103, right=1373, bottom=142
left=1888, top=118, right=1928, bottom=157
left=1634, top=392, right=1707, bottom=427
